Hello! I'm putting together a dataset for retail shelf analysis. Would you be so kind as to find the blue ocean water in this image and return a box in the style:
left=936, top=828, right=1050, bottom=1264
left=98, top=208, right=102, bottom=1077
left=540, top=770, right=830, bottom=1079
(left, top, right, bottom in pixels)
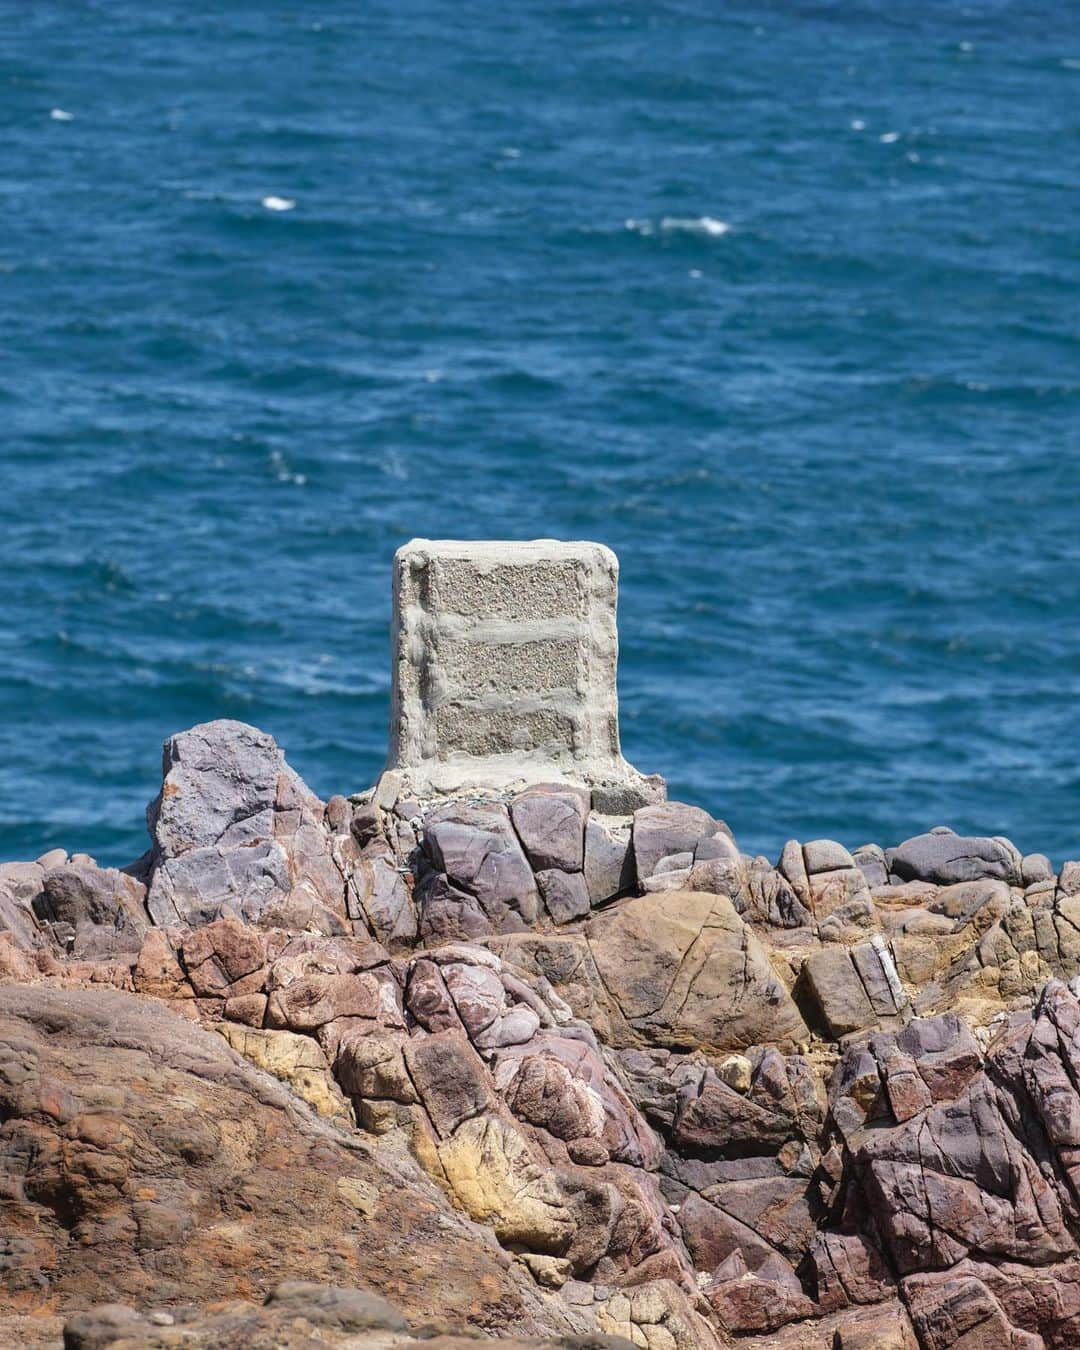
left=2, top=2, right=1079, bottom=869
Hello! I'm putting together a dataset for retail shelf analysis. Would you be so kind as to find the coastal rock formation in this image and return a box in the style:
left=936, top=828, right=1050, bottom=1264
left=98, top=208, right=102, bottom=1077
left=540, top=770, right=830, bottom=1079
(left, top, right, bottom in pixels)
left=58, top=1284, right=667, bottom=1350
left=143, top=720, right=351, bottom=933
left=2, top=717, right=1080, bottom=1347
left=0, top=985, right=540, bottom=1332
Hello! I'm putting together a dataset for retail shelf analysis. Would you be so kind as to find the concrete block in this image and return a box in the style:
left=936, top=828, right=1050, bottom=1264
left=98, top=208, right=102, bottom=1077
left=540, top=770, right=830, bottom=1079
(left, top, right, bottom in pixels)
left=383, top=539, right=662, bottom=802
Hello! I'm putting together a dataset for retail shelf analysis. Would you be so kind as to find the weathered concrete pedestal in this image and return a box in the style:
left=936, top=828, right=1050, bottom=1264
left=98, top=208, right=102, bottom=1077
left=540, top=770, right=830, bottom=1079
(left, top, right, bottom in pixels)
left=378, top=539, right=663, bottom=811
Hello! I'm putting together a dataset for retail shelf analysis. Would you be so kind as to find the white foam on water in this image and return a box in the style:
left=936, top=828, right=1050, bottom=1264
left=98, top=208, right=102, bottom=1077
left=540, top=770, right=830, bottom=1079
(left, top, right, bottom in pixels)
left=49, top=108, right=74, bottom=122
left=626, top=216, right=729, bottom=239
left=851, top=118, right=866, bottom=131
left=663, top=216, right=729, bottom=236
left=261, top=195, right=295, bottom=211
left=1062, top=58, right=1080, bottom=70
left=880, top=131, right=900, bottom=143
left=269, top=449, right=306, bottom=485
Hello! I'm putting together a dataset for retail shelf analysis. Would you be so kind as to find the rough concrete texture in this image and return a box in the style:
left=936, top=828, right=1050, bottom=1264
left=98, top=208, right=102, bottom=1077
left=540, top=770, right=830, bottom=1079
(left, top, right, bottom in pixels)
left=382, top=540, right=663, bottom=807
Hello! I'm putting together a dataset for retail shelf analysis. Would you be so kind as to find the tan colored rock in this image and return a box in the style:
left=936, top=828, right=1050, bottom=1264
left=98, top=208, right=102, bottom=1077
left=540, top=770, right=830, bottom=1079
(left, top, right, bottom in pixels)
left=716, top=1055, right=752, bottom=1096
left=519, top=1252, right=572, bottom=1289
left=214, top=1022, right=352, bottom=1122
left=584, top=891, right=808, bottom=1052
left=435, top=1113, right=578, bottom=1253
left=799, top=941, right=907, bottom=1040
left=596, top=1280, right=725, bottom=1350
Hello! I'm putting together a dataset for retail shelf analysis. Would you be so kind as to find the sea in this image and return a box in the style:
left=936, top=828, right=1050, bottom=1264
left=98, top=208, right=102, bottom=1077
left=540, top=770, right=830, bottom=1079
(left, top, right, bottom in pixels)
left=3, top=1, right=1079, bottom=869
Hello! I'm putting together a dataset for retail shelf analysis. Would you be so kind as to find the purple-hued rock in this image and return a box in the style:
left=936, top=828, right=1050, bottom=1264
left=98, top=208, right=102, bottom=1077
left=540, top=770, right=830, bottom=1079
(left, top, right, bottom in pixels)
left=144, top=720, right=348, bottom=930
left=509, top=784, right=588, bottom=873
left=423, top=801, right=539, bottom=927
left=631, top=801, right=721, bottom=886
left=536, top=868, right=591, bottom=925
left=888, top=829, right=1020, bottom=886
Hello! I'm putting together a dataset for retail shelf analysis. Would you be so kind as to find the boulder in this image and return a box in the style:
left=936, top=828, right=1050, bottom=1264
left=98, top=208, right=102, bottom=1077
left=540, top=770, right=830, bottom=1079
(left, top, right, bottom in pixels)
left=180, top=917, right=267, bottom=997
left=488, top=932, right=623, bottom=1044
left=704, top=1248, right=815, bottom=1334
left=536, top=869, right=592, bottom=925
left=420, top=801, right=540, bottom=934
left=267, top=969, right=390, bottom=1033
left=672, top=1067, right=804, bottom=1155
left=888, top=829, right=1021, bottom=887
left=495, top=1033, right=660, bottom=1170
left=584, top=892, right=809, bottom=1052
left=631, top=802, right=723, bottom=887
left=509, top=784, right=588, bottom=873
left=780, top=840, right=873, bottom=923
left=583, top=815, right=634, bottom=907
left=35, top=864, right=147, bottom=957
left=739, top=858, right=811, bottom=928
left=404, top=1029, right=495, bottom=1137
left=413, top=871, right=502, bottom=942
left=347, top=853, right=416, bottom=950
left=334, top=1031, right=417, bottom=1107
left=798, top=941, right=907, bottom=1040
left=852, top=844, right=889, bottom=889
left=1022, top=852, right=1054, bottom=886
left=144, top=720, right=348, bottom=930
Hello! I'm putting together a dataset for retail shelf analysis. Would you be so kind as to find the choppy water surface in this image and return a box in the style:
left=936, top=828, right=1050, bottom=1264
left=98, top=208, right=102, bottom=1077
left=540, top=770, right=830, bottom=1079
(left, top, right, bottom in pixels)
left=3, top=1, right=1079, bottom=866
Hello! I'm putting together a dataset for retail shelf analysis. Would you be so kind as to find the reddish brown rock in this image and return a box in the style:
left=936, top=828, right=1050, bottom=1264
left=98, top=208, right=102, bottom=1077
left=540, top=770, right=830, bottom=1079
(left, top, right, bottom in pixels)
left=0, top=986, right=548, bottom=1332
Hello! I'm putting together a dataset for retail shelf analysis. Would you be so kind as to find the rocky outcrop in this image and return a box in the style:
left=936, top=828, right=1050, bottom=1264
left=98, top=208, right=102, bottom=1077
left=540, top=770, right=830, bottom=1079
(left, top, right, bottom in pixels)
left=4, top=719, right=1080, bottom=1347
left=887, top=828, right=1022, bottom=888
left=0, top=985, right=544, bottom=1332
left=37, top=863, right=148, bottom=957
left=57, top=1281, right=663, bottom=1349
left=143, top=720, right=351, bottom=931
